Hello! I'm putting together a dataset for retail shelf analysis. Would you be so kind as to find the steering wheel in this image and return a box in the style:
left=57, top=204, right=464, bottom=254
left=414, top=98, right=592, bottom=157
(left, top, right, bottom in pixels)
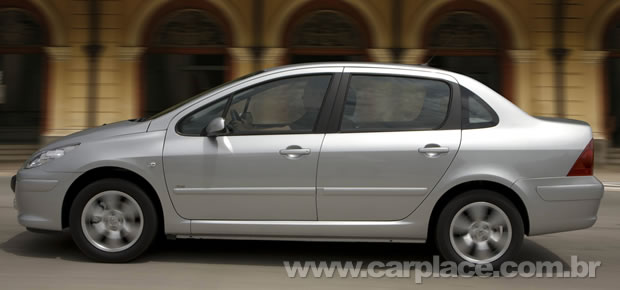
left=230, top=109, right=242, bottom=122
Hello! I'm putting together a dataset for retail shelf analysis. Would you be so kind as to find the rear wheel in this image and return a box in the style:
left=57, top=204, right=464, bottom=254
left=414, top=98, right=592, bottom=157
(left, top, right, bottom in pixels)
left=435, top=190, right=524, bottom=267
left=69, top=178, right=158, bottom=262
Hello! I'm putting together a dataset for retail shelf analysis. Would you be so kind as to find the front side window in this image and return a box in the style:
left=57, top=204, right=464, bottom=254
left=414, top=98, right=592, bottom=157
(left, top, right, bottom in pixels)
left=340, top=75, right=451, bottom=131
left=225, top=75, right=332, bottom=134
left=177, top=97, right=228, bottom=135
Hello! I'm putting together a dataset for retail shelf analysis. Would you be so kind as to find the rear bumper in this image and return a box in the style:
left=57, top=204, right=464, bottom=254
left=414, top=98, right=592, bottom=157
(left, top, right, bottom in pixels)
left=512, top=176, right=603, bottom=236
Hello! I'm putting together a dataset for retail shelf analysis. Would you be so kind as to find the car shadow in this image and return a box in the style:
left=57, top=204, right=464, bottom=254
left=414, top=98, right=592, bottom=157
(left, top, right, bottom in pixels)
left=0, top=231, right=569, bottom=272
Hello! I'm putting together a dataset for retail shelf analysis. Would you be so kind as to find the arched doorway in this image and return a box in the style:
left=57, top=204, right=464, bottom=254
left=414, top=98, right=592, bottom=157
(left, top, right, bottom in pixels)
left=142, top=7, right=230, bottom=117
left=424, top=7, right=511, bottom=99
left=0, top=7, right=47, bottom=143
left=605, top=14, right=620, bottom=146
left=285, top=6, right=369, bottom=64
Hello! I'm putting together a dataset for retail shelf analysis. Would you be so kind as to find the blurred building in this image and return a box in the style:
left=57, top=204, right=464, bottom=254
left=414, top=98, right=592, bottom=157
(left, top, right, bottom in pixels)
left=0, top=0, right=619, bottom=163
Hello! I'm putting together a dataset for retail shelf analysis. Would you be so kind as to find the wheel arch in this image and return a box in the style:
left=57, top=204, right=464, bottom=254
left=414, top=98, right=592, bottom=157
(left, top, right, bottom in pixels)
left=61, top=166, right=164, bottom=232
left=427, top=180, right=530, bottom=238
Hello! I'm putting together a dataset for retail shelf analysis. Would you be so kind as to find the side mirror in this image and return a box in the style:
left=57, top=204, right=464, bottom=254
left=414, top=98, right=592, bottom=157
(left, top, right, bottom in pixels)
left=202, top=117, right=226, bottom=137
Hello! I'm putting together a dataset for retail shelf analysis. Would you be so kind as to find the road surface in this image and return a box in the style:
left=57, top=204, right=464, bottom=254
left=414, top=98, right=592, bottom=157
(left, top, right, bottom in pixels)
left=0, top=176, right=618, bottom=289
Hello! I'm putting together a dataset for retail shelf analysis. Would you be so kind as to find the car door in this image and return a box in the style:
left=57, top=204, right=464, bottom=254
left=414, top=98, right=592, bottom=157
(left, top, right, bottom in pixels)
left=316, top=68, right=462, bottom=221
left=163, top=68, right=342, bottom=220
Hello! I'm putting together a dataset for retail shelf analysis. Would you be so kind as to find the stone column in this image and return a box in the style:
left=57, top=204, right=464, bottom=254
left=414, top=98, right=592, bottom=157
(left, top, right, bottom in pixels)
left=117, top=47, right=145, bottom=120
left=367, top=49, right=393, bottom=63
left=42, top=47, right=72, bottom=143
left=261, top=48, right=287, bottom=69
left=508, top=50, right=536, bottom=114
left=579, top=50, right=609, bottom=137
left=400, top=49, right=428, bottom=65
left=579, top=50, right=609, bottom=164
left=228, top=47, right=256, bottom=77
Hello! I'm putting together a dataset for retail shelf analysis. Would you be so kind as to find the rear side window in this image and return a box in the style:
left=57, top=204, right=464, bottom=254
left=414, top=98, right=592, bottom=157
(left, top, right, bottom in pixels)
left=460, top=86, right=498, bottom=129
left=340, top=75, right=451, bottom=131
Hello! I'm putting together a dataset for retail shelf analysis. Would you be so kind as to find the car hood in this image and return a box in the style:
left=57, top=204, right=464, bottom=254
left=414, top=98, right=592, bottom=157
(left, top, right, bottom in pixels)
left=40, top=120, right=151, bottom=151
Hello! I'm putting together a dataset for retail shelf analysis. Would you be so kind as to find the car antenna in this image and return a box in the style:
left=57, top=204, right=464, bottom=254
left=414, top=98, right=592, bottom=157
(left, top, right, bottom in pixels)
left=421, top=55, right=435, bottom=66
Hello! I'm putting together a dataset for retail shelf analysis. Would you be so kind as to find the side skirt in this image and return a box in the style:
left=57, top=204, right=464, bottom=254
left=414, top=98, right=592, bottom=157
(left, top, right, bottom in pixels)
left=186, top=219, right=426, bottom=242
left=174, top=234, right=425, bottom=243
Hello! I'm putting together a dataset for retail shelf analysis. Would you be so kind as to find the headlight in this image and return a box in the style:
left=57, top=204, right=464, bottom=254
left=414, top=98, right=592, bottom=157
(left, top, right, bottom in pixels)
left=25, top=144, right=79, bottom=169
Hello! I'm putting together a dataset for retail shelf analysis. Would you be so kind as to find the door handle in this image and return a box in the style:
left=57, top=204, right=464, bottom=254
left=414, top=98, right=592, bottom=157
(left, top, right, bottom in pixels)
left=418, top=144, right=449, bottom=157
left=279, top=145, right=311, bottom=159
left=418, top=147, right=449, bottom=153
left=279, top=148, right=311, bottom=155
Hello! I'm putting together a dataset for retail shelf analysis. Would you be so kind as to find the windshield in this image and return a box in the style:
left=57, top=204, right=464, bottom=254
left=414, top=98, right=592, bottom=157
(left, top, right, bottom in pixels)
left=144, top=70, right=264, bottom=121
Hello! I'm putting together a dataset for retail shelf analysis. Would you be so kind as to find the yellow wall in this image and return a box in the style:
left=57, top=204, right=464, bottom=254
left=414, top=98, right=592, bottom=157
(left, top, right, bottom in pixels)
left=12, top=0, right=619, bottom=142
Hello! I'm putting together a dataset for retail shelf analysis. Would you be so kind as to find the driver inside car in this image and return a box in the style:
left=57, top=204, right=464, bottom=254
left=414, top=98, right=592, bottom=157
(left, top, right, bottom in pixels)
left=227, top=79, right=324, bottom=133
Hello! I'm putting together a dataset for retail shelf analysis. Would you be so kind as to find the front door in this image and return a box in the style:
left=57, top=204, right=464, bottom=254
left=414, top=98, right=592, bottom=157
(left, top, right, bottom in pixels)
left=317, top=72, right=461, bottom=221
left=163, top=73, right=338, bottom=220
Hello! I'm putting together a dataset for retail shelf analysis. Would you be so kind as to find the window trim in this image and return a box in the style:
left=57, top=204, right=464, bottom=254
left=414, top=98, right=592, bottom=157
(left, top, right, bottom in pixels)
left=327, top=73, right=461, bottom=133
left=174, top=73, right=341, bottom=137
left=460, top=85, right=499, bottom=129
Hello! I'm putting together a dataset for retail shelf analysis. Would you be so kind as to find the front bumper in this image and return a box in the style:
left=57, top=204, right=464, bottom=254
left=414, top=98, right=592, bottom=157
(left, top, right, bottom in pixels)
left=13, top=168, right=77, bottom=231
left=512, top=176, right=604, bottom=236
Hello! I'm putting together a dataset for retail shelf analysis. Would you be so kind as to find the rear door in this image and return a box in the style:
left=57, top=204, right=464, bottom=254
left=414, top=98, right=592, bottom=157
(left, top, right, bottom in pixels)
left=316, top=67, right=462, bottom=221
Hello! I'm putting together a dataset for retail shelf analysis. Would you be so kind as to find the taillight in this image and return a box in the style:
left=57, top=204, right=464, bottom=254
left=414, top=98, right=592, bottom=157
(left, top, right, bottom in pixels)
left=567, top=139, right=594, bottom=176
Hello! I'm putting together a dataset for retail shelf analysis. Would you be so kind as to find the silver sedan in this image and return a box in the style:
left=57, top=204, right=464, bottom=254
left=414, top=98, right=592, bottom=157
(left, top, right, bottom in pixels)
left=11, top=63, right=603, bottom=265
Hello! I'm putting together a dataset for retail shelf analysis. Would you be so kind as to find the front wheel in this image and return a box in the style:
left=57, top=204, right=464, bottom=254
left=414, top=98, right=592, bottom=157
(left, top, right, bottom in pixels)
left=435, top=190, right=524, bottom=267
left=69, top=178, right=158, bottom=262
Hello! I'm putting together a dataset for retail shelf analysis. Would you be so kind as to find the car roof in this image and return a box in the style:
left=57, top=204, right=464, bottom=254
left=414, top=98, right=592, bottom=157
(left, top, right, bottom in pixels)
left=264, top=62, right=455, bottom=76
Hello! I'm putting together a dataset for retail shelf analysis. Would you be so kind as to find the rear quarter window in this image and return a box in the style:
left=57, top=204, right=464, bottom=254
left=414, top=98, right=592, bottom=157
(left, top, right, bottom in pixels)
left=461, top=86, right=498, bottom=129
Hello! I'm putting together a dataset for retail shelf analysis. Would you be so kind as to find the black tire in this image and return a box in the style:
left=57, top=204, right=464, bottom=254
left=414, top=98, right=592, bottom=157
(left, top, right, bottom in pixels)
left=69, top=178, right=159, bottom=263
left=435, top=189, right=524, bottom=269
